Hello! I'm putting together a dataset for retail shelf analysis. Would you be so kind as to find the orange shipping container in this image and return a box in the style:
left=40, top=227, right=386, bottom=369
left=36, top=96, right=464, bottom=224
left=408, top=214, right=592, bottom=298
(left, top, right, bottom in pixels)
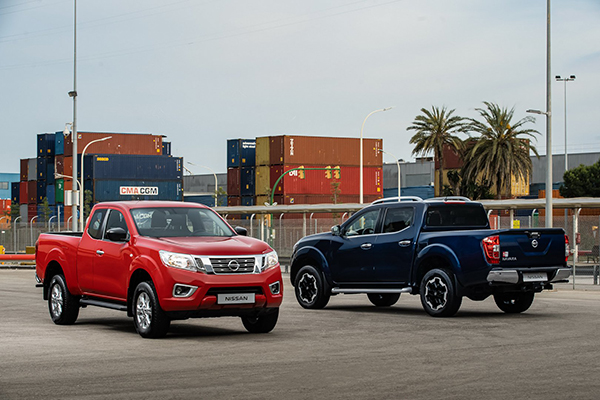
left=64, top=132, right=163, bottom=156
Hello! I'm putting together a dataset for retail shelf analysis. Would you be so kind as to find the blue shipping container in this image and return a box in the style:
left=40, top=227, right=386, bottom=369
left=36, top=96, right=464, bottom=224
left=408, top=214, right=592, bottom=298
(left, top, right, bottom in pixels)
left=241, top=196, right=255, bottom=206
left=46, top=161, right=55, bottom=184
left=84, top=154, right=183, bottom=180
left=227, top=139, right=256, bottom=168
left=11, top=182, right=20, bottom=204
left=37, top=157, right=48, bottom=180
left=38, top=133, right=56, bottom=157
left=46, top=185, right=56, bottom=205
left=37, top=205, right=58, bottom=222
left=162, top=141, right=171, bottom=156
left=37, top=180, right=47, bottom=203
left=91, top=180, right=183, bottom=202
left=54, top=132, right=64, bottom=155
left=240, top=166, right=255, bottom=196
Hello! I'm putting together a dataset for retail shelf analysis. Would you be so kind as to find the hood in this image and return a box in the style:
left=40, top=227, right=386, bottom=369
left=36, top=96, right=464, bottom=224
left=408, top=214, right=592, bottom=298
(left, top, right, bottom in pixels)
left=141, top=235, right=273, bottom=256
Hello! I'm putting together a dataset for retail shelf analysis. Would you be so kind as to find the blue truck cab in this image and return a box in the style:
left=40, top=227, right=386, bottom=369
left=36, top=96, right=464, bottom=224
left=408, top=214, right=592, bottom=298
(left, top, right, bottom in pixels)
left=290, top=197, right=570, bottom=317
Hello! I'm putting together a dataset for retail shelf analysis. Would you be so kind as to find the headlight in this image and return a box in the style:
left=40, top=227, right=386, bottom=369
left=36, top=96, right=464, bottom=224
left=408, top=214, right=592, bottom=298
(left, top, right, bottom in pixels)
left=159, top=250, right=201, bottom=272
left=261, top=250, right=279, bottom=272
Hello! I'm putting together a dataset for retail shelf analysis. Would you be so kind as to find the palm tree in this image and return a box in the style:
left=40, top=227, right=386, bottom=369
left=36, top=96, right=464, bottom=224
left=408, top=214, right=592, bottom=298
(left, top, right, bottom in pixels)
left=463, top=102, right=539, bottom=199
left=407, top=106, right=466, bottom=195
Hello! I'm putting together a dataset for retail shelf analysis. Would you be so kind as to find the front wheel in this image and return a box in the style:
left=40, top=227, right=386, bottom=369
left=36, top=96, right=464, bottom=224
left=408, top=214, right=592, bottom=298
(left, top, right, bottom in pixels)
left=48, top=274, right=80, bottom=325
left=133, top=281, right=170, bottom=338
left=494, top=292, right=535, bottom=314
left=294, top=265, right=330, bottom=309
left=420, top=269, right=462, bottom=317
left=241, top=309, right=279, bottom=333
left=367, top=293, right=400, bottom=307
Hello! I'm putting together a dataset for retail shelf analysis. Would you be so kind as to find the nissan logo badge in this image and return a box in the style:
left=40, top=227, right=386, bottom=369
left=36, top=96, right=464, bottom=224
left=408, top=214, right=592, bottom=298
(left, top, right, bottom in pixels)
left=531, top=239, right=539, bottom=249
left=228, top=260, right=241, bottom=272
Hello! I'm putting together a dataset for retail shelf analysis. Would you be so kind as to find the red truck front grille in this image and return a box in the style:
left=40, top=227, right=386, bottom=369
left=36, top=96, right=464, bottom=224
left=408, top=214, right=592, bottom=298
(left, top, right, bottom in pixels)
left=207, top=257, right=256, bottom=274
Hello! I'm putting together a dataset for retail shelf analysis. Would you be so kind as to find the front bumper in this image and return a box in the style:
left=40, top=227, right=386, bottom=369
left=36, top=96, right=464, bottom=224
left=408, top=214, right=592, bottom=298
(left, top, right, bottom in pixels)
left=487, top=268, right=571, bottom=284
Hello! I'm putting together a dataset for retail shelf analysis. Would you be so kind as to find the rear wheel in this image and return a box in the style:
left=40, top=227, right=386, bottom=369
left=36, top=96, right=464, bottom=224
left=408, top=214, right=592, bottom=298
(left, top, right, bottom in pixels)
left=48, top=274, right=79, bottom=325
left=420, top=269, right=462, bottom=317
left=494, top=292, right=535, bottom=314
left=241, top=309, right=279, bottom=333
left=133, top=281, right=170, bottom=338
left=367, top=293, right=400, bottom=307
left=294, top=265, right=330, bottom=309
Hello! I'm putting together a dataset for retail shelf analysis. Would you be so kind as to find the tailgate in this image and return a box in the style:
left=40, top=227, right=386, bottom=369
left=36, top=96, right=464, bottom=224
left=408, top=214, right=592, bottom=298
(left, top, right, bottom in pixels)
left=499, top=229, right=566, bottom=268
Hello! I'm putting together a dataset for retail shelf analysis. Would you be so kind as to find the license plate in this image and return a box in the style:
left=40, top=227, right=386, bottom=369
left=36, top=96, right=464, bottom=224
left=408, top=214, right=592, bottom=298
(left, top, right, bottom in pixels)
left=523, top=272, right=548, bottom=282
left=217, top=293, right=255, bottom=305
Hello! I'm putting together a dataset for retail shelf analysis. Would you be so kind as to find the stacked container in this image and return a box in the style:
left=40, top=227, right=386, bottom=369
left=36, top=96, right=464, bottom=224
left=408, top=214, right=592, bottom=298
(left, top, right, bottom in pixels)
left=227, top=139, right=256, bottom=208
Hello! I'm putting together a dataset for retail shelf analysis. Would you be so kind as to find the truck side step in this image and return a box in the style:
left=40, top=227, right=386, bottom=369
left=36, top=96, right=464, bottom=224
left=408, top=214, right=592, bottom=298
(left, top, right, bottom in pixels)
left=331, top=287, right=412, bottom=295
left=80, top=298, right=128, bottom=312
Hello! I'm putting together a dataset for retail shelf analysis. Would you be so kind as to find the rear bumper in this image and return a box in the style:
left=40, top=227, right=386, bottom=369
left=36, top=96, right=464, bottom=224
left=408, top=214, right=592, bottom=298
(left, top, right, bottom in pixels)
left=487, top=268, right=571, bottom=284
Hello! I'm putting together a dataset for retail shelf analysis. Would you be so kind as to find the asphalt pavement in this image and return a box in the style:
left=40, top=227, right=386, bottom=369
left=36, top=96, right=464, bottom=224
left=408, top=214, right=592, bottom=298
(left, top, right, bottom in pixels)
left=1, top=268, right=600, bottom=400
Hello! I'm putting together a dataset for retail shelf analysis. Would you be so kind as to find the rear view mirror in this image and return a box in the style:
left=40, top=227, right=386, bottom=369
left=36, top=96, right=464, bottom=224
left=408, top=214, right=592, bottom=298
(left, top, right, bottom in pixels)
left=234, top=226, right=248, bottom=236
left=106, top=227, right=128, bottom=242
left=331, top=225, right=341, bottom=236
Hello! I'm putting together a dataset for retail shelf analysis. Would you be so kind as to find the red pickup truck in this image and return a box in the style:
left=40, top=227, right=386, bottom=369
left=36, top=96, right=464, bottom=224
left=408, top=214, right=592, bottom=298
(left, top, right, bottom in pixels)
left=35, top=201, right=283, bottom=338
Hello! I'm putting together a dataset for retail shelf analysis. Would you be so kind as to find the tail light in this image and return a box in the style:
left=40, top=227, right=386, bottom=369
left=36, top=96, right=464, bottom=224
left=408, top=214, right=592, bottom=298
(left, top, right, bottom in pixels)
left=565, top=235, right=570, bottom=262
left=483, top=235, right=500, bottom=265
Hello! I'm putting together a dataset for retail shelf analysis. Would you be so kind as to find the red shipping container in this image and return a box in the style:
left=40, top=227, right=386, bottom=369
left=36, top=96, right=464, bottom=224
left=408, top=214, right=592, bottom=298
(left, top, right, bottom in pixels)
left=28, top=204, right=38, bottom=220
left=227, top=196, right=241, bottom=206
left=268, top=135, right=382, bottom=167
left=28, top=181, right=37, bottom=204
left=55, top=155, right=64, bottom=175
left=63, top=206, right=73, bottom=227
left=19, top=182, right=28, bottom=204
left=20, top=159, right=28, bottom=181
left=64, top=132, right=163, bottom=156
left=227, top=168, right=241, bottom=197
left=271, top=165, right=382, bottom=196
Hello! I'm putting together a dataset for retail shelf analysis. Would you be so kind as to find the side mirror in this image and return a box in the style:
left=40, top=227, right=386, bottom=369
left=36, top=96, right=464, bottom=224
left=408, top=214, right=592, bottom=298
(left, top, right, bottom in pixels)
left=106, top=227, right=128, bottom=242
left=234, top=226, right=248, bottom=236
left=331, top=225, right=341, bottom=236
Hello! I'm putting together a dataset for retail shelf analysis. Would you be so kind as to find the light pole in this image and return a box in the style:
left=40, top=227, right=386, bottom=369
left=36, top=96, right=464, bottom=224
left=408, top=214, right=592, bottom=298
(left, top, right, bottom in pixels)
left=187, top=162, right=219, bottom=206
left=55, top=172, right=81, bottom=231
left=80, top=136, right=111, bottom=230
left=379, top=149, right=401, bottom=199
left=556, top=74, right=575, bottom=228
left=527, top=108, right=552, bottom=227
left=67, top=0, right=78, bottom=232
left=360, top=107, right=393, bottom=204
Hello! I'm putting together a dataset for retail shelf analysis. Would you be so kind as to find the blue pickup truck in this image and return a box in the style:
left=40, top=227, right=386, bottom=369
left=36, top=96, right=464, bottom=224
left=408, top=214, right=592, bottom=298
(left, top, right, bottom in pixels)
left=290, top=197, right=570, bottom=317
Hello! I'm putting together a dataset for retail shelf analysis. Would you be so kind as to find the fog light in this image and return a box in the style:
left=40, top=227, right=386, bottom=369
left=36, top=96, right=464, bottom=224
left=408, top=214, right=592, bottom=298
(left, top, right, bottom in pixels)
left=269, top=281, right=281, bottom=295
left=173, top=284, right=198, bottom=298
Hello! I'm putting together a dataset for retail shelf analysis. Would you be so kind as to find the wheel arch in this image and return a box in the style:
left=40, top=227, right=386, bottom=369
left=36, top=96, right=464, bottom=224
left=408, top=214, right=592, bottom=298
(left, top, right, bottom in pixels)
left=42, top=260, right=64, bottom=300
left=127, top=268, right=154, bottom=317
left=290, top=246, right=330, bottom=286
left=413, top=244, right=462, bottom=290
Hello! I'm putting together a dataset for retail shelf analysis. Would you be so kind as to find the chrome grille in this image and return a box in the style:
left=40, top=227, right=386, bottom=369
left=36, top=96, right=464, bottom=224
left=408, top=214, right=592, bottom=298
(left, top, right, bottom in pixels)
left=209, top=257, right=255, bottom=274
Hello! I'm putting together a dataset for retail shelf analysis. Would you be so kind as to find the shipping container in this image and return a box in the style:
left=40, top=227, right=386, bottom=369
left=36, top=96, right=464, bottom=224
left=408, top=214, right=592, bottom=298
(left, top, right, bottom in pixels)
left=28, top=181, right=37, bottom=204
left=37, top=157, right=48, bottom=180
left=20, top=159, right=28, bottom=181
left=162, top=141, right=171, bottom=156
left=37, top=204, right=58, bottom=222
left=241, top=196, right=255, bottom=206
left=282, top=194, right=380, bottom=205
left=54, top=132, right=64, bottom=155
left=11, top=182, right=20, bottom=204
left=64, top=132, right=163, bottom=156
left=83, top=154, right=183, bottom=180
left=183, top=194, right=226, bottom=208
left=270, top=165, right=382, bottom=196
left=46, top=160, right=55, bottom=184
left=37, top=180, right=47, bottom=203
left=55, top=179, right=64, bottom=203
left=46, top=185, right=56, bottom=205
left=255, top=165, right=270, bottom=196
left=27, top=158, right=37, bottom=181
left=227, top=139, right=256, bottom=168
left=268, top=135, right=382, bottom=167
left=227, top=168, right=241, bottom=197
left=28, top=204, right=37, bottom=220
left=90, top=180, right=183, bottom=202
left=38, top=133, right=56, bottom=157
left=19, top=182, right=27, bottom=204
left=255, top=137, right=270, bottom=166
left=227, top=196, right=241, bottom=207
left=240, top=167, right=255, bottom=196
left=55, top=155, right=64, bottom=175
left=20, top=204, right=28, bottom=221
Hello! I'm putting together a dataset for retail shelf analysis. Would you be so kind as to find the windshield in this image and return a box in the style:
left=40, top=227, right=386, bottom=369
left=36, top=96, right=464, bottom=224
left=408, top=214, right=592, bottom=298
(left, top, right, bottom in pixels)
left=130, top=207, right=234, bottom=238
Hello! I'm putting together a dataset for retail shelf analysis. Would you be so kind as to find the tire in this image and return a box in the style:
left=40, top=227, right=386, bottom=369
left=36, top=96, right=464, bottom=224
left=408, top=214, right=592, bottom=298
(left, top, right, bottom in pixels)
left=294, top=265, right=331, bottom=309
left=132, top=281, right=170, bottom=339
left=241, top=309, right=279, bottom=333
left=493, top=292, right=535, bottom=314
left=420, top=269, right=462, bottom=317
left=367, top=293, right=401, bottom=307
left=48, top=274, right=80, bottom=325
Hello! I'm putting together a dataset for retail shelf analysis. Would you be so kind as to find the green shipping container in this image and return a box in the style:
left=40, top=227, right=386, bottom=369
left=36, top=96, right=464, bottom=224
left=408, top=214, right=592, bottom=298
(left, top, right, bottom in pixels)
left=55, top=179, right=64, bottom=203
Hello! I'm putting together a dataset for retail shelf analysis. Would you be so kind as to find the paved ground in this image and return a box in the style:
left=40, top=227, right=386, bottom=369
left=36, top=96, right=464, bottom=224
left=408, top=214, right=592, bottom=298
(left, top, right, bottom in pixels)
left=1, top=269, right=600, bottom=400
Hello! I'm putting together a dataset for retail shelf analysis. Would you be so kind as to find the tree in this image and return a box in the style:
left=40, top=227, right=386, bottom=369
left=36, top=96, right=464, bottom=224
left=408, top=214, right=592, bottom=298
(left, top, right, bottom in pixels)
left=560, top=160, right=600, bottom=197
left=84, top=190, right=94, bottom=220
left=9, top=202, right=20, bottom=221
left=39, top=197, right=52, bottom=223
left=407, top=106, right=466, bottom=195
left=463, top=102, right=539, bottom=199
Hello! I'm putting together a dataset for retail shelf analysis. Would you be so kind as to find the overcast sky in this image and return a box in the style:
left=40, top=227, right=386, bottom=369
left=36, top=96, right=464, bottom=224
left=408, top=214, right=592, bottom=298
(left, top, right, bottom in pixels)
left=1, top=0, right=599, bottom=175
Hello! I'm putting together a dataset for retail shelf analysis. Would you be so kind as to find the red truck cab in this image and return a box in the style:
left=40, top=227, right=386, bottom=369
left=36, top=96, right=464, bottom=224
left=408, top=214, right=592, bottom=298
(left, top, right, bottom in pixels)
left=36, top=201, right=283, bottom=338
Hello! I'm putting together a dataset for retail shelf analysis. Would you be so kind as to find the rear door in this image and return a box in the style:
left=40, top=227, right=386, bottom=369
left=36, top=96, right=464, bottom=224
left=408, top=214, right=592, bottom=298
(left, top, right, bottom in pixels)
left=76, top=208, right=108, bottom=293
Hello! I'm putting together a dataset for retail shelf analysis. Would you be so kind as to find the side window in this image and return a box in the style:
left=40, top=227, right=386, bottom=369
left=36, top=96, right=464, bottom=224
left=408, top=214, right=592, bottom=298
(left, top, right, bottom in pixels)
left=345, top=209, right=380, bottom=237
left=104, top=210, right=129, bottom=238
left=383, top=207, right=414, bottom=233
left=88, top=209, right=107, bottom=239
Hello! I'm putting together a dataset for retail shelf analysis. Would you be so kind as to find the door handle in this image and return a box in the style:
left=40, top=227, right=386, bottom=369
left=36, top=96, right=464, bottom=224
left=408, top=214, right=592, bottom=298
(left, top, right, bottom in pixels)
left=361, top=243, right=373, bottom=250
left=398, top=240, right=412, bottom=247
left=96, top=250, right=105, bottom=255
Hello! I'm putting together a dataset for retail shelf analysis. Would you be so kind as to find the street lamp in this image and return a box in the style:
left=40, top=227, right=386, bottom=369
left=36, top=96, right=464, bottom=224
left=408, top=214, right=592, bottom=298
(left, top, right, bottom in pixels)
left=527, top=108, right=552, bottom=227
left=360, top=107, right=393, bottom=204
left=55, top=172, right=81, bottom=231
left=187, top=162, right=219, bottom=206
left=379, top=149, right=401, bottom=199
left=80, top=136, right=112, bottom=230
left=66, top=0, right=78, bottom=232
left=555, top=75, right=575, bottom=228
